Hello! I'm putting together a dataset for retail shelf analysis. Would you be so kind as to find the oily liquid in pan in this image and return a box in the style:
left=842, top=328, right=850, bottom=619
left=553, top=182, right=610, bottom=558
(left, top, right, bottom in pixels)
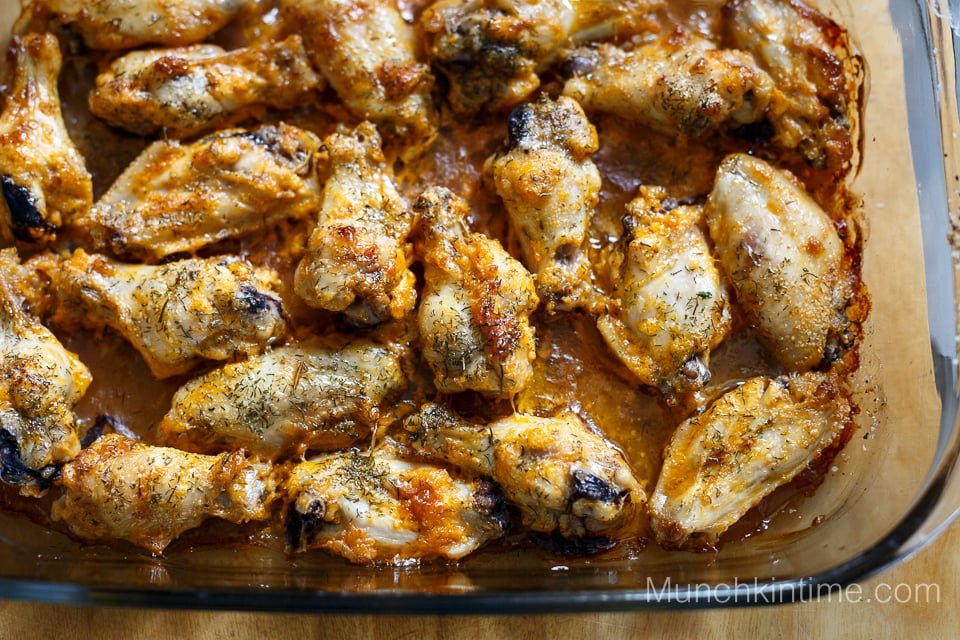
left=0, top=0, right=867, bottom=562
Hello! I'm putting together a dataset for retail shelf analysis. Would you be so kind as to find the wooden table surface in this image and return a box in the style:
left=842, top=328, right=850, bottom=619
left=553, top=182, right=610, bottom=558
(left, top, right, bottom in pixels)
left=1, top=519, right=955, bottom=639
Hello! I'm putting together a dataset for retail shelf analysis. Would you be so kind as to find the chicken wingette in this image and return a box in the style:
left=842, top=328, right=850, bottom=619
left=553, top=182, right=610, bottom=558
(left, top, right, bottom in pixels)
left=77, top=123, right=322, bottom=261
left=52, top=433, right=280, bottom=554
left=15, top=0, right=248, bottom=50
left=485, top=95, right=601, bottom=312
left=562, top=31, right=783, bottom=138
left=597, top=186, right=731, bottom=400
left=705, top=153, right=856, bottom=371
left=0, top=32, right=92, bottom=244
left=0, top=249, right=91, bottom=496
left=284, top=0, right=436, bottom=153
left=88, top=35, right=322, bottom=138
left=422, top=0, right=663, bottom=113
left=650, top=371, right=851, bottom=548
left=294, top=122, right=417, bottom=326
left=285, top=445, right=507, bottom=564
left=47, top=250, right=286, bottom=379
left=403, top=403, right=645, bottom=544
left=723, top=0, right=860, bottom=169
left=160, top=338, right=407, bottom=458
left=414, top=186, right=538, bottom=397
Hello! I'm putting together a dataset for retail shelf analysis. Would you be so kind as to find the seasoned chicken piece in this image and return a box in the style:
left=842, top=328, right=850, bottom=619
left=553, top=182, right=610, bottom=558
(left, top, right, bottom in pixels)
left=47, top=250, right=286, bottom=379
left=562, top=32, right=783, bottom=139
left=650, top=371, right=851, bottom=549
left=285, top=445, right=507, bottom=564
left=484, top=96, right=601, bottom=312
left=51, top=433, right=279, bottom=554
left=421, top=0, right=663, bottom=113
left=284, top=0, right=436, bottom=153
left=15, top=0, right=247, bottom=50
left=160, top=338, right=407, bottom=459
left=403, top=403, right=645, bottom=543
left=294, top=122, right=417, bottom=326
left=88, top=35, right=322, bottom=138
left=705, top=153, right=856, bottom=371
left=723, top=0, right=860, bottom=169
left=0, top=249, right=91, bottom=495
left=597, top=187, right=731, bottom=399
left=414, top=187, right=538, bottom=396
left=77, top=123, right=322, bottom=261
left=0, top=33, right=92, bottom=244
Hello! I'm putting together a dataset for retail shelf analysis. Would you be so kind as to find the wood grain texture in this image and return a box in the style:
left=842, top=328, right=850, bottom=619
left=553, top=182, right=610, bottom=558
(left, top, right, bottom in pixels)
left=1, top=520, right=956, bottom=639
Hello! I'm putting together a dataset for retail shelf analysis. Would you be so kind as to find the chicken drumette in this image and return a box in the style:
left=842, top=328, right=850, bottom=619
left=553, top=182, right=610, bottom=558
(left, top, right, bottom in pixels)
left=485, top=95, right=601, bottom=313
left=0, top=32, right=92, bottom=244
left=402, top=403, right=646, bottom=544
left=0, top=249, right=91, bottom=496
left=414, top=186, right=538, bottom=397
left=52, top=433, right=280, bottom=554
left=285, top=444, right=507, bottom=564
left=294, top=122, right=417, bottom=326
left=46, top=250, right=286, bottom=379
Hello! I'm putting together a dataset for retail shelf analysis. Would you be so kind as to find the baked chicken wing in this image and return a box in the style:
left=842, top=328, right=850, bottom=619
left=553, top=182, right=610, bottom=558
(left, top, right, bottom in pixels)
left=650, top=371, right=851, bottom=548
left=421, top=0, right=663, bottom=113
left=285, top=445, right=507, bottom=564
left=160, top=338, right=407, bottom=458
left=48, top=250, right=286, bottom=379
left=88, top=35, right=322, bottom=138
left=294, top=122, right=417, bottom=326
left=77, top=123, right=322, bottom=261
left=0, top=249, right=91, bottom=495
left=285, top=0, right=436, bottom=152
left=562, top=32, right=782, bottom=138
left=597, top=186, right=731, bottom=399
left=0, top=32, right=92, bottom=244
left=723, top=0, right=860, bottom=169
left=414, top=186, right=538, bottom=397
left=705, top=153, right=856, bottom=371
left=484, top=95, right=601, bottom=312
left=52, top=433, right=280, bottom=554
left=403, top=403, right=645, bottom=543
left=15, top=0, right=248, bottom=50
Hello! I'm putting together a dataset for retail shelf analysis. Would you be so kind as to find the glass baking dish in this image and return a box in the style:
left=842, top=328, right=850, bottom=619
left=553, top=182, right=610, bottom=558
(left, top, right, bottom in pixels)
left=0, top=0, right=959, bottom=613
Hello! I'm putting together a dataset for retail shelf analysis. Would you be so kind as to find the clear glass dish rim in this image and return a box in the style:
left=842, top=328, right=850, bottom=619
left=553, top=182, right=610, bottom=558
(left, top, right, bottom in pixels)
left=1, top=0, right=958, bottom=613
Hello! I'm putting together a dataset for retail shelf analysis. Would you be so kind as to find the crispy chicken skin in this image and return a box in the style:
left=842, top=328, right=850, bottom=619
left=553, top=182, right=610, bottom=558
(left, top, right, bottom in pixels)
left=597, top=186, right=731, bottom=399
left=294, top=122, right=417, bottom=326
left=0, top=249, right=91, bottom=495
left=160, top=339, right=407, bottom=459
left=706, top=153, right=855, bottom=371
left=52, top=433, right=280, bottom=554
left=0, top=32, right=92, bottom=244
left=77, top=123, right=322, bottom=261
left=421, top=0, right=663, bottom=113
left=88, top=35, right=322, bottom=138
left=47, top=250, right=286, bottom=379
left=650, top=371, right=851, bottom=548
left=15, top=0, right=247, bottom=50
left=562, top=31, right=783, bottom=138
left=403, top=403, right=645, bottom=542
left=485, top=95, right=601, bottom=312
left=414, top=187, right=538, bottom=396
left=285, top=445, right=507, bottom=564
left=284, top=0, right=436, bottom=153
left=723, top=0, right=859, bottom=169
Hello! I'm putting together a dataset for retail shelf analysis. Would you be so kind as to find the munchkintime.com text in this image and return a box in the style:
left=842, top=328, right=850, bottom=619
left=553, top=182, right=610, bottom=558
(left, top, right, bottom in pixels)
left=644, top=577, right=941, bottom=605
